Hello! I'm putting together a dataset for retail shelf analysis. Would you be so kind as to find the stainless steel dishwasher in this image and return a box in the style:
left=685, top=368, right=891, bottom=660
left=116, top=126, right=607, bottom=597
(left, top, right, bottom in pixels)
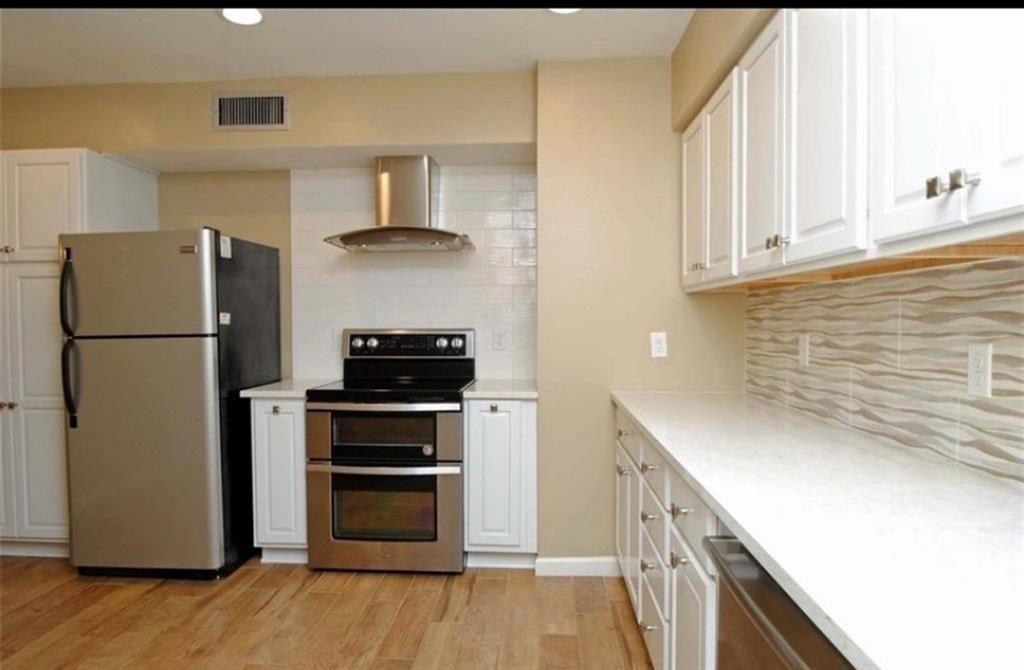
left=703, top=537, right=854, bottom=670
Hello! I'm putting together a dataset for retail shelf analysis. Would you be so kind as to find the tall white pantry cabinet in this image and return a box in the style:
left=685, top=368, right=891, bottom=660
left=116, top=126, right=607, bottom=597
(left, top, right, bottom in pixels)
left=0, top=148, right=158, bottom=556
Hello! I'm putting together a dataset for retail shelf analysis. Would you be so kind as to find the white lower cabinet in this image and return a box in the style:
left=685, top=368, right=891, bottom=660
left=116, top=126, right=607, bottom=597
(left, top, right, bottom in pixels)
left=251, top=399, right=307, bottom=556
left=614, top=412, right=718, bottom=670
left=464, top=399, right=537, bottom=555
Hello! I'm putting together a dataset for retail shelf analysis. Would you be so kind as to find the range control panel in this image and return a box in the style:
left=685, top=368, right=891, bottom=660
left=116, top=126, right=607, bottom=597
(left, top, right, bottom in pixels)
left=344, top=329, right=474, bottom=358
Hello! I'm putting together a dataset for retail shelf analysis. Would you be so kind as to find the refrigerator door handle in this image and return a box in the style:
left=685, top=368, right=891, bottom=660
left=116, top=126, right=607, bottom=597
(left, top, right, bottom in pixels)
left=60, top=251, right=74, bottom=337
left=62, top=339, right=78, bottom=428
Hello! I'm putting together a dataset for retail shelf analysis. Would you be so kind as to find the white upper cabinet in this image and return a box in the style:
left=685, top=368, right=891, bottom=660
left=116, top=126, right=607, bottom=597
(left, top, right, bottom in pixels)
left=704, top=70, right=739, bottom=283
left=3, top=150, right=83, bottom=262
left=737, top=11, right=786, bottom=274
left=681, top=114, right=706, bottom=287
left=465, top=400, right=536, bottom=553
left=870, top=10, right=1024, bottom=243
left=784, top=9, right=869, bottom=263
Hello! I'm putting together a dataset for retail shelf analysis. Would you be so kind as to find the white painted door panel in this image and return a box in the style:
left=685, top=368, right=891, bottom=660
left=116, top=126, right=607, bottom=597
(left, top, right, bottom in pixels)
left=252, top=399, right=306, bottom=546
left=681, top=115, right=706, bottom=287
left=466, top=401, right=522, bottom=548
left=7, top=263, right=67, bottom=539
left=616, top=442, right=636, bottom=605
left=870, top=10, right=969, bottom=243
left=704, top=70, right=740, bottom=283
left=671, top=529, right=716, bottom=670
left=785, top=9, right=868, bottom=263
left=0, top=267, right=14, bottom=537
left=4, top=150, right=83, bottom=262
left=738, top=12, right=786, bottom=273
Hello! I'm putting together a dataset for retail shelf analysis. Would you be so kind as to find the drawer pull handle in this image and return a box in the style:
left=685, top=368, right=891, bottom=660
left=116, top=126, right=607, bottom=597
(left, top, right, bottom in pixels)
left=272, top=405, right=281, bottom=414
left=640, top=510, right=661, bottom=523
left=640, top=622, right=657, bottom=633
left=490, top=403, right=499, bottom=412
left=615, top=465, right=627, bottom=477
left=617, top=428, right=631, bottom=438
left=669, top=503, right=692, bottom=518
left=640, top=462, right=659, bottom=473
left=670, top=552, right=689, bottom=569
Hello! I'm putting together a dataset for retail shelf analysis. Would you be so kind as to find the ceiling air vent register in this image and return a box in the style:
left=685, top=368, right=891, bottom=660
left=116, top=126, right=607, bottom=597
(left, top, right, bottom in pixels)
left=213, top=92, right=289, bottom=130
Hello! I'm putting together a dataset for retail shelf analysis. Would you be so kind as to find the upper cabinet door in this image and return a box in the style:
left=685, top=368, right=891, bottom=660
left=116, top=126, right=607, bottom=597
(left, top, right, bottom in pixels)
left=4, top=150, right=83, bottom=262
left=703, top=70, right=740, bottom=283
left=784, top=9, right=868, bottom=263
left=870, top=10, right=971, bottom=243
left=681, top=114, right=706, bottom=287
left=737, top=11, right=786, bottom=274
left=958, top=10, right=1024, bottom=225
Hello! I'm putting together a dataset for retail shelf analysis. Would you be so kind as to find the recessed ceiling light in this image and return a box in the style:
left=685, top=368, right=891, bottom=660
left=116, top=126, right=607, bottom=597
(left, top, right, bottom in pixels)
left=220, top=8, right=263, bottom=26
left=549, top=8, right=582, bottom=14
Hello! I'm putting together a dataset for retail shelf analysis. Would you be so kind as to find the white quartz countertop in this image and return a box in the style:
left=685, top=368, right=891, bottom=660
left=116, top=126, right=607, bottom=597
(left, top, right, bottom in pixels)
left=611, top=391, right=1024, bottom=670
left=464, top=379, right=538, bottom=400
left=240, top=378, right=334, bottom=399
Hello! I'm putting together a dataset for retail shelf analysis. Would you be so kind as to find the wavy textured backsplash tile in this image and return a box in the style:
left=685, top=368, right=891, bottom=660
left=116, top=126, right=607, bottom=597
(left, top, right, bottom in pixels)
left=747, top=259, right=1024, bottom=481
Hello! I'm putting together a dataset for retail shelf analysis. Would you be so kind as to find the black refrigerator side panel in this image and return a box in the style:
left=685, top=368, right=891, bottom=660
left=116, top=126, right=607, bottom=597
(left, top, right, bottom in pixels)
left=214, top=230, right=282, bottom=572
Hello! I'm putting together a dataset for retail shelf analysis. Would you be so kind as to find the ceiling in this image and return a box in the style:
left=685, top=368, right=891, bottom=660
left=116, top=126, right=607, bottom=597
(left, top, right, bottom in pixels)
left=0, top=8, right=694, bottom=88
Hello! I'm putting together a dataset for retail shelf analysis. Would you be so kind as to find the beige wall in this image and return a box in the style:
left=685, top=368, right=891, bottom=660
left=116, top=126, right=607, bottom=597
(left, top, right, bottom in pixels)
left=1, top=71, right=536, bottom=151
left=158, top=171, right=293, bottom=377
left=670, top=9, right=774, bottom=130
left=536, top=58, right=746, bottom=557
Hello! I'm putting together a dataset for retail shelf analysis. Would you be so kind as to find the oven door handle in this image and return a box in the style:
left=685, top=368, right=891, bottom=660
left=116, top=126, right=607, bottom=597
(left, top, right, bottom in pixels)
left=306, top=463, right=462, bottom=476
left=306, top=402, right=461, bottom=413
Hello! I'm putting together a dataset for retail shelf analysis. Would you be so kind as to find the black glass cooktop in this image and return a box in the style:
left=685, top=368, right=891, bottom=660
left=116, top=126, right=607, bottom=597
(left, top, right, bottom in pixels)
left=306, top=377, right=474, bottom=404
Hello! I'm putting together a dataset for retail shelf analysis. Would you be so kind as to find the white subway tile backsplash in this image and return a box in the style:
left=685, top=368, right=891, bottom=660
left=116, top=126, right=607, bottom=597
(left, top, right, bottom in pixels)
left=292, top=166, right=537, bottom=379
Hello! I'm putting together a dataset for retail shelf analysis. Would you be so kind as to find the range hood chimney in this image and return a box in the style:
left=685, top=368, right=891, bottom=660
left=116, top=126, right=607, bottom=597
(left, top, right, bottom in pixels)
left=324, top=155, right=473, bottom=252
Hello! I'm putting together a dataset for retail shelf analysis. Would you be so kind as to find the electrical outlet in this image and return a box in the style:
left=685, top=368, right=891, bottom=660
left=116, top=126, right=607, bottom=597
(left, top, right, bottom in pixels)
left=967, top=343, right=993, bottom=397
left=799, top=333, right=810, bottom=367
left=491, top=329, right=508, bottom=351
left=650, top=331, right=668, bottom=358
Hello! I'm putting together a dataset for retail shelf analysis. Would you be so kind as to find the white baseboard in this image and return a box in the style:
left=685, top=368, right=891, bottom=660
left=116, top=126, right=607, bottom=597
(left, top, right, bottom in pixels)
left=0, top=540, right=70, bottom=558
left=466, top=552, right=536, bottom=570
left=259, top=547, right=308, bottom=565
left=534, top=555, right=620, bottom=577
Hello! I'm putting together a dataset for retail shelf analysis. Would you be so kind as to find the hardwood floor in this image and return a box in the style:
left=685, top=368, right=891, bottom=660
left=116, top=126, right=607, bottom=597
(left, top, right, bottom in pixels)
left=0, top=557, right=654, bottom=670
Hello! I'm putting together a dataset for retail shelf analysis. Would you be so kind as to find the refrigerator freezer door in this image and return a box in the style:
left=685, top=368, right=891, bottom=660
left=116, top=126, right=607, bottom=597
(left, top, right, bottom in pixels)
left=66, top=336, right=224, bottom=570
left=59, top=229, right=218, bottom=337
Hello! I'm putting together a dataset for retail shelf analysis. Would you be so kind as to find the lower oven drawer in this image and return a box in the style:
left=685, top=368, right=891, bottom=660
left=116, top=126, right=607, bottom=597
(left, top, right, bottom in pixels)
left=305, top=462, right=465, bottom=573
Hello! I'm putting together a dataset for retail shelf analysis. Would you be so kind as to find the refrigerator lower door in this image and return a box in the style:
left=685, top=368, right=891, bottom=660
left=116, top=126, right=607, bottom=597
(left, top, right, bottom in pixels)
left=66, top=336, right=224, bottom=571
left=58, top=229, right=218, bottom=337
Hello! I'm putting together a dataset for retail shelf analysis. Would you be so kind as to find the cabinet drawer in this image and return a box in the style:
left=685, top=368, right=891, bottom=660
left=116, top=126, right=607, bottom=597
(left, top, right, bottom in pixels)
left=641, top=523, right=670, bottom=618
left=668, top=470, right=717, bottom=573
left=615, top=410, right=642, bottom=465
left=639, top=573, right=669, bottom=670
left=639, top=479, right=667, bottom=559
left=639, top=441, right=670, bottom=505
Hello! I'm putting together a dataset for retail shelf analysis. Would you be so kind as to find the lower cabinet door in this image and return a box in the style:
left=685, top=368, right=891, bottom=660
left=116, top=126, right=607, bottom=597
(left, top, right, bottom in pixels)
left=670, top=529, right=717, bottom=670
left=640, top=574, right=669, bottom=670
left=615, top=443, right=635, bottom=602
left=466, top=400, right=523, bottom=549
left=252, top=399, right=306, bottom=546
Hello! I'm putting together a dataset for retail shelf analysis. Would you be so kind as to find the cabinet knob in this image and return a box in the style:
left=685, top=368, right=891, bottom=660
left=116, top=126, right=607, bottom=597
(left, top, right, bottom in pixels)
left=640, top=622, right=657, bottom=633
left=948, top=167, right=981, bottom=192
left=272, top=405, right=280, bottom=414
left=640, top=461, right=659, bottom=474
left=765, top=236, right=773, bottom=250
left=617, top=428, right=631, bottom=438
left=490, top=403, right=499, bottom=412
left=670, top=551, right=689, bottom=569
left=771, top=234, right=790, bottom=248
left=925, top=175, right=950, bottom=199
left=669, top=503, right=693, bottom=518
left=640, top=510, right=661, bottom=523
left=640, top=559, right=658, bottom=573
left=615, top=465, right=627, bottom=477
left=0, top=402, right=7, bottom=410
left=7, top=402, right=17, bottom=410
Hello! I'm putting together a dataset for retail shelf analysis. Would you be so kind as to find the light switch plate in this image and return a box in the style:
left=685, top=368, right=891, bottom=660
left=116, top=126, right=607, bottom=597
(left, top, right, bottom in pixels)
left=967, top=343, right=993, bottom=397
left=799, top=333, right=810, bottom=367
left=650, top=331, right=668, bottom=358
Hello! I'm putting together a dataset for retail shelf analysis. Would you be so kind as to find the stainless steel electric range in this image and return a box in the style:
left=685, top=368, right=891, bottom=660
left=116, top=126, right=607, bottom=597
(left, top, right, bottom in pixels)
left=305, top=328, right=475, bottom=573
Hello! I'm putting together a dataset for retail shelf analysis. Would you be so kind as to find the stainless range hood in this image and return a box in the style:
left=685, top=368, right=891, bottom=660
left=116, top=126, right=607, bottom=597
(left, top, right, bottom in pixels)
left=325, top=155, right=473, bottom=252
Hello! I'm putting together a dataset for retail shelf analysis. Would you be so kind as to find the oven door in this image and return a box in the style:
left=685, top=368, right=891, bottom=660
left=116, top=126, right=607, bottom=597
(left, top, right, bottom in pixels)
left=306, top=462, right=464, bottom=572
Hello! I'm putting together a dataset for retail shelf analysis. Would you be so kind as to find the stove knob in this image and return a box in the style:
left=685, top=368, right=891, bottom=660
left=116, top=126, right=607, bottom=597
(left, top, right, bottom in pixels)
left=351, top=337, right=364, bottom=350
left=366, top=337, right=379, bottom=350
left=450, top=336, right=464, bottom=350
left=435, top=337, right=449, bottom=350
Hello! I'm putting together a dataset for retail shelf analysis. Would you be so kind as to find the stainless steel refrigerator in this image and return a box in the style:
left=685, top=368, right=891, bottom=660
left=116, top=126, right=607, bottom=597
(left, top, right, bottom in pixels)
left=58, top=229, right=280, bottom=578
